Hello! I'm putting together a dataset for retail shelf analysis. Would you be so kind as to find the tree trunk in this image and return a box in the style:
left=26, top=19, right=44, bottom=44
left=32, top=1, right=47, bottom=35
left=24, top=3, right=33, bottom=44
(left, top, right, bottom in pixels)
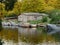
left=0, top=19, right=2, bottom=31
left=0, top=19, right=2, bottom=26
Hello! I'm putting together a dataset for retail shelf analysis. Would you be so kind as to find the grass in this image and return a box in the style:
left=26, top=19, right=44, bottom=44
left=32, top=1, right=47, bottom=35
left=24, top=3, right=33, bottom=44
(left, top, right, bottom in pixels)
left=28, top=20, right=41, bottom=24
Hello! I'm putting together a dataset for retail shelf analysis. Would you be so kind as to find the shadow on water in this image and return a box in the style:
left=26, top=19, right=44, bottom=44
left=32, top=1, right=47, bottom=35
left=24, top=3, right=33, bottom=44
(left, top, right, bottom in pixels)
left=0, top=39, right=4, bottom=45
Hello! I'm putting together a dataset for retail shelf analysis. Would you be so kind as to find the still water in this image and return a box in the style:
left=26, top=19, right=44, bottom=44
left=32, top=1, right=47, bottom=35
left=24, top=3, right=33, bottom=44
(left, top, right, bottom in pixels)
left=0, top=26, right=60, bottom=45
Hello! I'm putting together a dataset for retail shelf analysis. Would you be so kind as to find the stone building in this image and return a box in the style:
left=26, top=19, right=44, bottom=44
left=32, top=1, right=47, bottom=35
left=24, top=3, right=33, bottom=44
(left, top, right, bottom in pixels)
left=18, top=13, right=48, bottom=22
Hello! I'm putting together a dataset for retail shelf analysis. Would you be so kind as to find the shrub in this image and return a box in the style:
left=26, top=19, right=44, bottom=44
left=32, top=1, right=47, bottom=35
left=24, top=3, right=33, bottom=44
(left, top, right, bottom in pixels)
left=49, top=9, right=60, bottom=24
left=41, top=16, right=48, bottom=23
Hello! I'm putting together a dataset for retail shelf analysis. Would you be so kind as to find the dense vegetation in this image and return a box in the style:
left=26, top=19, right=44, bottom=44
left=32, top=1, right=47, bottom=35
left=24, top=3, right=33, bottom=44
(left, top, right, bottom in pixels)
left=0, top=0, right=60, bottom=24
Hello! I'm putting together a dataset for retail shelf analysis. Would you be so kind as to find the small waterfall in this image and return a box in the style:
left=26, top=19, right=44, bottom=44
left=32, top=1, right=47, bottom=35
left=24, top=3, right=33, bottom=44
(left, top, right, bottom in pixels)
left=47, top=24, right=60, bottom=35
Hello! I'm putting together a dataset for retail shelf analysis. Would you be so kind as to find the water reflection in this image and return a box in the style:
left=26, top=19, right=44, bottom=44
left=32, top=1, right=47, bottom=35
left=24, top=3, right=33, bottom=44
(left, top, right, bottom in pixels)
left=0, top=39, right=4, bottom=45
left=18, top=27, right=44, bottom=43
left=18, top=27, right=60, bottom=45
left=51, top=32, right=60, bottom=42
left=0, top=27, right=18, bottom=45
left=0, top=26, right=60, bottom=45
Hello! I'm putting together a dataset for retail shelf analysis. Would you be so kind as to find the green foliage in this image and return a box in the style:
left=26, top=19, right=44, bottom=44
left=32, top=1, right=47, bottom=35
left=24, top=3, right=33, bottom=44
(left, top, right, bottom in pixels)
left=55, top=0, right=60, bottom=9
left=2, top=0, right=17, bottom=11
left=28, top=20, right=41, bottom=24
left=13, top=2, right=21, bottom=15
left=21, top=0, right=48, bottom=13
left=41, top=16, right=48, bottom=23
left=5, top=2, right=21, bottom=17
left=21, top=0, right=59, bottom=13
left=49, top=9, right=60, bottom=24
left=0, top=3, right=6, bottom=18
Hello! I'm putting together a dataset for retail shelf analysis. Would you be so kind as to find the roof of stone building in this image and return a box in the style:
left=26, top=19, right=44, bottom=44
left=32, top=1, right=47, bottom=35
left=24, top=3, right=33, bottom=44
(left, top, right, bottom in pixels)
left=20, top=13, right=48, bottom=16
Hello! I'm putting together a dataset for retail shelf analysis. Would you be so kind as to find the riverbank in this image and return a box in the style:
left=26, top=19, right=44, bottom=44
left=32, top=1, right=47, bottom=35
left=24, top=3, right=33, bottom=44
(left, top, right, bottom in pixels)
left=2, top=22, right=46, bottom=28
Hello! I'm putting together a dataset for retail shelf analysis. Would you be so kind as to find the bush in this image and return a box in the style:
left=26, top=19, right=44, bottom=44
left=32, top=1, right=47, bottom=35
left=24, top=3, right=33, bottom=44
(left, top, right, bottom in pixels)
left=28, top=20, right=41, bottom=24
left=41, top=16, right=48, bottom=23
left=49, top=9, right=60, bottom=24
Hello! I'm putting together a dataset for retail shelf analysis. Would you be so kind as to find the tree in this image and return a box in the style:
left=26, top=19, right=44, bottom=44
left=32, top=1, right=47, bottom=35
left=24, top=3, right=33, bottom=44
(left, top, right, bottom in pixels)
left=2, top=0, right=17, bottom=11
left=0, top=3, right=5, bottom=26
left=49, top=9, right=60, bottom=24
left=21, top=0, right=47, bottom=13
left=21, top=0, right=56, bottom=13
left=55, top=0, right=60, bottom=9
left=0, top=3, right=5, bottom=18
left=13, top=2, right=21, bottom=15
left=45, top=0, right=60, bottom=9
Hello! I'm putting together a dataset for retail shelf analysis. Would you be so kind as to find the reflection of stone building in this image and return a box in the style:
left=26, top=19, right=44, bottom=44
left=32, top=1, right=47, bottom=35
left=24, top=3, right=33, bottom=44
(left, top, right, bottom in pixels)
left=18, top=13, right=48, bottom=22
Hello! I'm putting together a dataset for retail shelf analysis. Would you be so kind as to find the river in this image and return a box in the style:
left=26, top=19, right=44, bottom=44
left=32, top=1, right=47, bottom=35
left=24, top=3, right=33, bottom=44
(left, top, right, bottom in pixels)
left=0, top=26, right=60, bottom=45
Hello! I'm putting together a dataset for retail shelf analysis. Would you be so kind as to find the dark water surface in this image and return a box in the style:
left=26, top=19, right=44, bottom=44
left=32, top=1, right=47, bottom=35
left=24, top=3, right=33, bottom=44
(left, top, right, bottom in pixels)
left=0, top=26, right=60, bottom=45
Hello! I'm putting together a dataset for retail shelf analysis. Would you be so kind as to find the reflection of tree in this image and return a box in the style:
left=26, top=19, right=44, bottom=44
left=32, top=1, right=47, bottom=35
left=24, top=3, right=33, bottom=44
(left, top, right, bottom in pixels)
left=0, top=39, right=3, bottom=45
left=0, top=28, right=18, bottom=43
left=52, top=33, right=60, bottom=42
